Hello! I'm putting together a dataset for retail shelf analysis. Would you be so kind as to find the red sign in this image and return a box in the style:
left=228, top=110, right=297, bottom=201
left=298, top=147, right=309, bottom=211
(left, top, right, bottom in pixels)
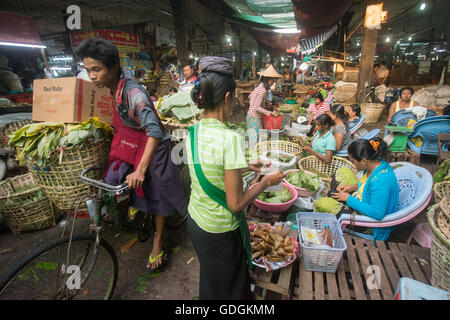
left=0, top=11, right=42, bottom=45
left=70, top=29, right=139, bottom=52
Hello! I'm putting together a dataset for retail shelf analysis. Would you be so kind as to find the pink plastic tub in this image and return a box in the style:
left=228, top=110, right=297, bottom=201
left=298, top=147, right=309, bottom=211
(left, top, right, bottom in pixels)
left=251, top=182, right=298, bottom=213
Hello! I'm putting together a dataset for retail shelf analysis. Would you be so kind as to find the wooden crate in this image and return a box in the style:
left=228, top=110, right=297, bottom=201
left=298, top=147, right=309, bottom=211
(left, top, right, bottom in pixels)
left=387, top=148, right=420, bottom=166
left=294, top=234, right=431, bottom=300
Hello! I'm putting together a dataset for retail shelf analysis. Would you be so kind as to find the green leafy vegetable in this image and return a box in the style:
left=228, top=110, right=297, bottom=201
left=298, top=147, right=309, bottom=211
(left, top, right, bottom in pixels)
left=286, top=169, right=321, bottom=192
left=257, top=187, right=293, bottom=203
left=266, top=152, right=294, bottom=163
left=335, top=167, right=358, bottom=187
left=314, top=197, right=342, bottom=215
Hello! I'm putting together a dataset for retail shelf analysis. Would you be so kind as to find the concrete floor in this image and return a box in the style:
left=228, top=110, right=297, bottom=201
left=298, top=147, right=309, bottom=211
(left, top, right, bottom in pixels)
left=0, top=103, right=439, bottom=300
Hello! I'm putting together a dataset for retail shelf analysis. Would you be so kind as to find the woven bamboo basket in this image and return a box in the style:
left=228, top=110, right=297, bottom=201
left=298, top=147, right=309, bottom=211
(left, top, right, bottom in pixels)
left=26, top=139, right=111, bottom=212
left=0, top=173, right=58, bottom=234
left=298, top=156, right=357, bottom=182
left=427, top=199, right=450, bottom=291
left=257, top=140, right=303, bottom=159
left=433, top=181, right=450, bottom=203
left=360, top=103, right=385, bottom=124
left=334, top=84, right=357, bottom=104
left=0, top=120, right=35, bottom=148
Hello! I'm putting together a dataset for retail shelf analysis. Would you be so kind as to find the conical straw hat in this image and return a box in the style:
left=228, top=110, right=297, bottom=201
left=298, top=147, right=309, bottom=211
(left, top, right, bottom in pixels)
left=257, top=64, right=282, bottom=78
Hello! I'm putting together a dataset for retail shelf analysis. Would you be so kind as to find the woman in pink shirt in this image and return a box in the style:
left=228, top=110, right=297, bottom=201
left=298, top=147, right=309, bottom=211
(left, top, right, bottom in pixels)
left=307, top=92, right=332, bottom=125
left=246, top=65, right=282, bottom=134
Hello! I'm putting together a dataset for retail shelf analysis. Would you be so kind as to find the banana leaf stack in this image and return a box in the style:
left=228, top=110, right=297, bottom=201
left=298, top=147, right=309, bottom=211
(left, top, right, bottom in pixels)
left=157, top=92, right=201, bottom=126
left=9, top=118, right=113, bottom=167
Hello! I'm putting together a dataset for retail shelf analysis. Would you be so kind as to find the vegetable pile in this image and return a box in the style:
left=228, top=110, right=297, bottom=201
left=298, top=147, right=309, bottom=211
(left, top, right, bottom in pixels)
left=257, top=187, right=293, bottom=204
left=285, top=169, right=321, bottom=192
left=157, top=92, right=201, bottom=126
left=335, top=167, right=358, bottom=187
left=266, top=152, right=294, bottom=164
left=250, top=224, right=294, bottom=262
left=9, top=118, right=113, bottom=167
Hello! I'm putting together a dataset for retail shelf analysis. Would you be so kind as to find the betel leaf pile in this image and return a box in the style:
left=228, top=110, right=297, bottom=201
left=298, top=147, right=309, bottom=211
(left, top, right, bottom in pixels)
left=257, top=187, right=293, bottom=204
left=9, top=118, right=113, bottom=167
left=285, top=169, right=321, bottom=192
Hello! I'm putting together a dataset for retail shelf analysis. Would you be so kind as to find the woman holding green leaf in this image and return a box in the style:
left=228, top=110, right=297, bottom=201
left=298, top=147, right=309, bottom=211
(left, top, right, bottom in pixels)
left=186, top=56, right=283, bottom=300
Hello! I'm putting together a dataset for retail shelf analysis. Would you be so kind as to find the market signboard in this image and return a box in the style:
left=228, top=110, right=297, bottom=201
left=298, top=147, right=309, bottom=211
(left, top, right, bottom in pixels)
left=70, top=29, right=139, bottom=53
left=0, top=11, right=42, bottom=45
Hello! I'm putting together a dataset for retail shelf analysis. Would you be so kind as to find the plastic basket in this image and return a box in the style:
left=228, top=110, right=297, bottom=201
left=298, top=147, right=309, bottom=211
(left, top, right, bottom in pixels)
left=261, top=114, right=283, bottom=130
left=296, top=212, right=347, bottom=273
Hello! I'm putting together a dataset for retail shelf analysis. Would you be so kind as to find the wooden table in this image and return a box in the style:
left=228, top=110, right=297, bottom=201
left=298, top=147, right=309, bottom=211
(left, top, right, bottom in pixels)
left=294, top=234, right=431, bottom=300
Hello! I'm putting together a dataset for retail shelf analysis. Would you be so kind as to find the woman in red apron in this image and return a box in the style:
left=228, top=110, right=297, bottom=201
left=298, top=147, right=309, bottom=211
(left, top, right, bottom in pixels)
left=76, top=38, right=186, bottom=270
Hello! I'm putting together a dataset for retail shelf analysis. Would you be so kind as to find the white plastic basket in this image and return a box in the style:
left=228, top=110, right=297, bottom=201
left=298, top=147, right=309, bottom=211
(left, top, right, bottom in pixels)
left=296, top=212, right=347, bottom=273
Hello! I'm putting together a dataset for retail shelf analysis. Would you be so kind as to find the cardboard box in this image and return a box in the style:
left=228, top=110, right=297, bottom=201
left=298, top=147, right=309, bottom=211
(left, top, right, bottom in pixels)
left=32, top=77, right=113, bottom=124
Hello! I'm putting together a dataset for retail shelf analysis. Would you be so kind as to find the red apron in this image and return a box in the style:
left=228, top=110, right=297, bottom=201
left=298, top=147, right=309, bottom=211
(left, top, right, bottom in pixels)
left=108, top=79, right=160, bottom=197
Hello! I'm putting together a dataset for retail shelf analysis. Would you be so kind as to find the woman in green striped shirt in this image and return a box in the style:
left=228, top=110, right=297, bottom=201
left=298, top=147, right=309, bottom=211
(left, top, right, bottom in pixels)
left=186, top=56, right=283, bottom=300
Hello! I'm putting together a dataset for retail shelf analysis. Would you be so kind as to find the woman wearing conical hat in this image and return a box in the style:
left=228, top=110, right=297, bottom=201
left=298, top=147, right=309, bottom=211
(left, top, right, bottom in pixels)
left=246, top=64, right=282, bottom=136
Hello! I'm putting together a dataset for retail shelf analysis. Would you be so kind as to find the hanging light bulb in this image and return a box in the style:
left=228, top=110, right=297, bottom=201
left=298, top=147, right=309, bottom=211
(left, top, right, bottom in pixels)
left=420, top=3, right=426, bottom=10
left=386, top=37, right=391, bottom=42
left=408, top=36, right=412, bottom=41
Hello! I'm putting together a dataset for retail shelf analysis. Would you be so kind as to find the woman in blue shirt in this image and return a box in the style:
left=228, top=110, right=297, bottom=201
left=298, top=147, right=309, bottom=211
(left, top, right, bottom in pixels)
left=331, top=137, right=400, bottom=241
left=304, top=114, right=336, bottom=164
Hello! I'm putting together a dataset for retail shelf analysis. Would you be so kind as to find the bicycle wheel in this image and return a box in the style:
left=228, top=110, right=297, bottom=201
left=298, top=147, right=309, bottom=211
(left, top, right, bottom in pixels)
left=0, top=234, right=118, bottom=300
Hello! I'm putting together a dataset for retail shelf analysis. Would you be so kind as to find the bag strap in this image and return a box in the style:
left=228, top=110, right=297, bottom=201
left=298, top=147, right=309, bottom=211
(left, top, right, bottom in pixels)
left=189, top=123, right=253, bottom=269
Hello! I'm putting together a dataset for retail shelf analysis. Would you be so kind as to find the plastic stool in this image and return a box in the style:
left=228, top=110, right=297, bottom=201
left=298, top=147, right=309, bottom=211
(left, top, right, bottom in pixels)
left=394, top=277, right=450, bottom=300
left=406, top=222, right=432, bottom=248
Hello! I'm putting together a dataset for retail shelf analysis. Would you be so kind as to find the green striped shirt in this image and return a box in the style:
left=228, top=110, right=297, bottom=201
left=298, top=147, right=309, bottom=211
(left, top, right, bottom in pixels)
left=186, top=118, right=247, bottom=233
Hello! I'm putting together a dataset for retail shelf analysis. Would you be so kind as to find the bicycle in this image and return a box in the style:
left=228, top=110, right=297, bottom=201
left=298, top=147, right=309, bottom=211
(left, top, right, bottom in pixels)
left=0, top=166, right=187, bottom=300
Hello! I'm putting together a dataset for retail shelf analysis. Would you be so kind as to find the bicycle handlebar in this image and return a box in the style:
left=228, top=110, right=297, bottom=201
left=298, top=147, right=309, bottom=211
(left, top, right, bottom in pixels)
left=80, top=167, right=128, bottom=193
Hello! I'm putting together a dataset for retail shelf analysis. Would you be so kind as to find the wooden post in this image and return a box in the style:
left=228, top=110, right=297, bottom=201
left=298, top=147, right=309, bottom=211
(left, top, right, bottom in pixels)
left=231, top=24, right=242, bottom=80
left=252, top=53, right=256, bottom=80
left=169, top=0, right=189, bottom=64
left=356, top=1, right=380, bottom=104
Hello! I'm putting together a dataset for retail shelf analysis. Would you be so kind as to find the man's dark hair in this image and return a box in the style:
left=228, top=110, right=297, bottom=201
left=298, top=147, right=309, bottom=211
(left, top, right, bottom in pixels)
left=373, top=63, right=381, bottom=68
left=75, top=38, right=120, bottom=77
left=182, top=63, right=193, bottom=70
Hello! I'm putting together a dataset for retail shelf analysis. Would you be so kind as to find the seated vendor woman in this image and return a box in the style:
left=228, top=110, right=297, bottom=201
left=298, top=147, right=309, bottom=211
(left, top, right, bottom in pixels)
left=330, top=104, right=352, bottom=152
left=345, top=104, right=361, bottom=130
left=319, top=138, right=399, bottom=241
left=186, top=56, right=283, bottom=300
left=303, top=114, right=336, bottom=164
left=76, top=38, right=187, bottom=270
left=387, top=87, right=419, bottom=124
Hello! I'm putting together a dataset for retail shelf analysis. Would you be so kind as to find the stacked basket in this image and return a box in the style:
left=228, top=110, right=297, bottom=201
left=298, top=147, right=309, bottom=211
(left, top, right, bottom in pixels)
left=433, top=181, right=450, bottom=203
left=360, top=103, right=385, bottom=124
left=0, top=120, right=34, bottom=148
left=427, top=198, right=450, bottom=292
left=26, top=139, right=111, bottom=212
left=0, top=173, right=58, bottom=234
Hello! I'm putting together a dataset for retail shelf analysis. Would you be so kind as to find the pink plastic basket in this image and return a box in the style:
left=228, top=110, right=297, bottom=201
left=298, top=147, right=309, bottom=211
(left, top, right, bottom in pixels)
left=283, top=169, right=321, bottom=198
left=251, top=182, right=298, bottom=213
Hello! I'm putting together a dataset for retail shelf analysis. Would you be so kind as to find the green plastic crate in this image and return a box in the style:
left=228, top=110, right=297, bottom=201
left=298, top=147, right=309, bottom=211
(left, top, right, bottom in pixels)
left=388, top=134, right=409, bottom=152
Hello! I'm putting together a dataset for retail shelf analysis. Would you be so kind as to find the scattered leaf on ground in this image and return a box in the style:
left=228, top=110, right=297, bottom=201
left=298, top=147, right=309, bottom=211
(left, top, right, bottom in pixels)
left=0, top=248, right=12, bottom=254
left=97, top=269, right=106, bottom=276
left=187, top=257, right=194, bottom=264
left=35, top=262, right=58, bottom=270
left=120, top=237, right=138, bottom=254
left=171, top=246, right=181, bottom=254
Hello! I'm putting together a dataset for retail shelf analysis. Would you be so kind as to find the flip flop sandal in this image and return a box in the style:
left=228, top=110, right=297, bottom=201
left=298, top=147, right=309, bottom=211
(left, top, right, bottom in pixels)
left=127, top=207, right=139, bottom=222
left=146, top=250, right=167, bottom=271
